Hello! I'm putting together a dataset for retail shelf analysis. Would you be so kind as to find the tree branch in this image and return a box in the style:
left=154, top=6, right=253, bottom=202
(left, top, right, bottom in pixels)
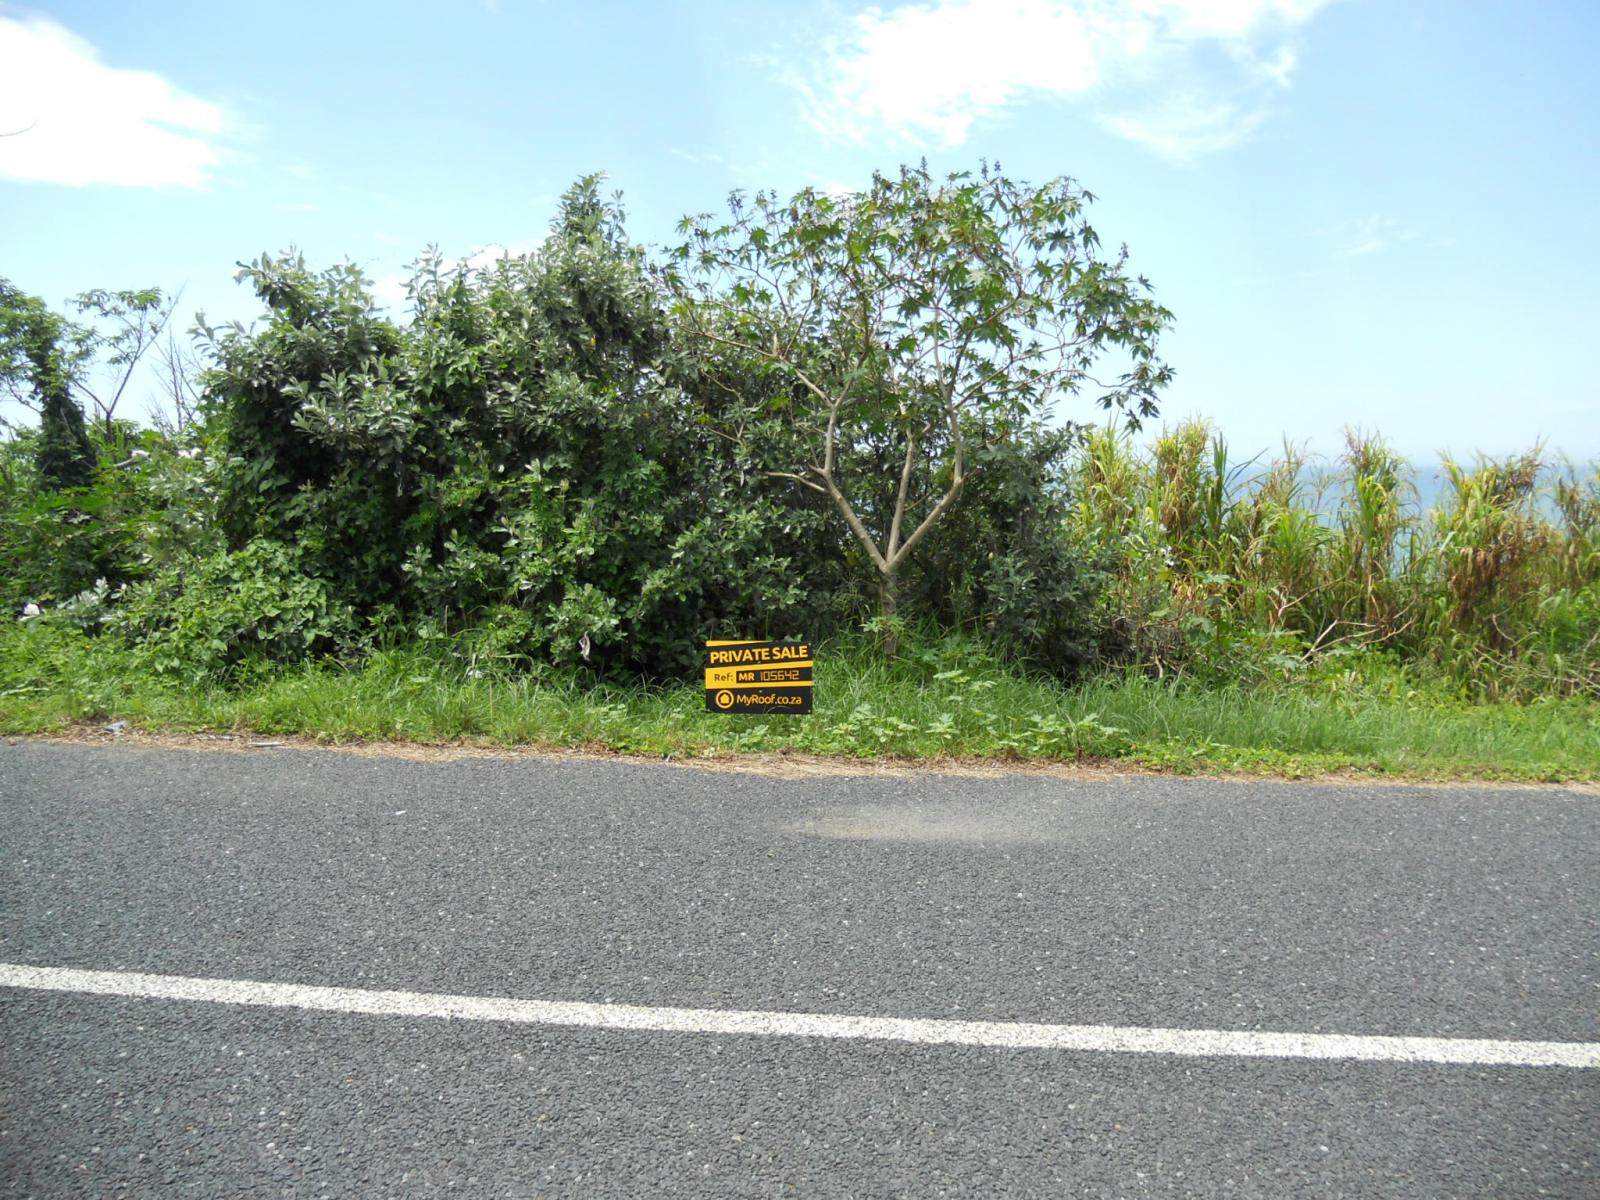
left=819, top=471, right=888, bottom=574
left=764, top=469, right=827, bottom=495
left=887, top=422, right=916, bottom=558
left=888, top=469, right=976, bottom=571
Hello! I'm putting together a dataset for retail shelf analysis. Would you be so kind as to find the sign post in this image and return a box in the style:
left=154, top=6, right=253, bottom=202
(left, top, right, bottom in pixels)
left=704, top=639, right=813, bottom=715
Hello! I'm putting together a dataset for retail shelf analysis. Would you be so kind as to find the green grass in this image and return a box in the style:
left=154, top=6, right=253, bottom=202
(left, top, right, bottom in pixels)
left=1068, top=423, right=1600, bottom=703
left=3, top=623, right=1596, bottom=782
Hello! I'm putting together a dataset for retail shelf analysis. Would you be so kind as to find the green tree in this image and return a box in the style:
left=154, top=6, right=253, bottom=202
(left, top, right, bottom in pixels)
left=0, top=277, right=95, bottom=490
left=68, top=286, right=177, bottom=439
left=667, top=162, right=1173, bottom=653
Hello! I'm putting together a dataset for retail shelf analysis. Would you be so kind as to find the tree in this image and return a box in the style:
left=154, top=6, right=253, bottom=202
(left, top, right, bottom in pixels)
left=198, top=180, right=840, bottom=675
left=68, top=286, right=177, bottom=439
left=1, top=278, right=178, bottom=480
left=0, top=277, right=95, bottom=490
left=149, top=318, right=206, bottom=434
left=666, top=162, right=1173, bottom=653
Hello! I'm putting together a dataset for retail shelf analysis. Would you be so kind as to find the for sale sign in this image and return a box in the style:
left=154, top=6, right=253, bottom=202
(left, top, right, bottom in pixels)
left=704, top=640, right=813, bottom=714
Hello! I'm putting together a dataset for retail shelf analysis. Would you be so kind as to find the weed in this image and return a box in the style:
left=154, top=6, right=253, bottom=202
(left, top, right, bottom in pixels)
left=2, top=625, right=1594, bottom=782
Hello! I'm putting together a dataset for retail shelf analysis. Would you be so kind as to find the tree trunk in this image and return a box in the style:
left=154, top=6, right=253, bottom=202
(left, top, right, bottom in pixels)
left=877, top=567, right=900, bottom=658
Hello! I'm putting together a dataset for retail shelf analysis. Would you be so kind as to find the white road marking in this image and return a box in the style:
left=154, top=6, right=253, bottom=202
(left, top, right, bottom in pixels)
left=2, top=962, right=1595, bottom=1068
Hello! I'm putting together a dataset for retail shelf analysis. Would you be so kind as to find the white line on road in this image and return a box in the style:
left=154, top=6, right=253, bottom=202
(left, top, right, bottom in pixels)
left=2, top=962, right=1595, bottom=1069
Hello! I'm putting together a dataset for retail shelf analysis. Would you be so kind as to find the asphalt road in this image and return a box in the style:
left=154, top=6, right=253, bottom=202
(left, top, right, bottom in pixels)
left=1, top=741, right=1595, bottom=1197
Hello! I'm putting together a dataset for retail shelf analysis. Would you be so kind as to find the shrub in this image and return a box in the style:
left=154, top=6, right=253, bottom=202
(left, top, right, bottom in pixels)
left=110, top=539, right=353, bottom=677
left=907, top=423, right=1106, bottom=677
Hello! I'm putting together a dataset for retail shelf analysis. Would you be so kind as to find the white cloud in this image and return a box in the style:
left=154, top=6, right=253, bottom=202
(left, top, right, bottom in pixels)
left=370, top=270, right=412, bottom=313
left=1100, top=96, right=1267, bottom=161
left=1330, top=214, right=1422, bottom=258
left=1152, top=0, right=1327, bottom=39
left=802, top=0, right=1332, bottom=159
left=1257, top=46, right=1297, bottom=88
left=0, top=15, right=229, bottom=188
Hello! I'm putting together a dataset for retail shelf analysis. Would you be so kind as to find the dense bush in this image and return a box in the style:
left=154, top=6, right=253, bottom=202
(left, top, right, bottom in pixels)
left=903, top=422, right=1107, bottom=676
left=195, top=179, right=858, bottom=677
left=0, top=420, right=212, bottom=615
left=3, top=173, right=1594, bottom=703
left=108, top=538, right=351, bottom=677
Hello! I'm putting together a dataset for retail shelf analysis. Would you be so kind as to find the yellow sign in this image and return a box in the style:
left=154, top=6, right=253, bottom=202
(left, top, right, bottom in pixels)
left=705, top=665, right=813, bottom=688
left=705, top=641, right=812, bottom=666
left=704, top=639, right=813, bottom=715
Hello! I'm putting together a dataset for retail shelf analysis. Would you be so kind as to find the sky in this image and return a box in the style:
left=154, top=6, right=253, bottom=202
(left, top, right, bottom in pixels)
left=2, top=0, right=1597, bottom=463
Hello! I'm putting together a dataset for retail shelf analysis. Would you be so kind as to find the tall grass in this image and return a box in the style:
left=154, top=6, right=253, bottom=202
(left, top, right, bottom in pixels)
left=1068, top=423, right=1600, bottom=700
left=3, top=622, right=1596, bottom=780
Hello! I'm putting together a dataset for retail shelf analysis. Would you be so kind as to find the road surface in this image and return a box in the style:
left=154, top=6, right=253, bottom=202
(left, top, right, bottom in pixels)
left=1, top=741, right=1595, bottom=1196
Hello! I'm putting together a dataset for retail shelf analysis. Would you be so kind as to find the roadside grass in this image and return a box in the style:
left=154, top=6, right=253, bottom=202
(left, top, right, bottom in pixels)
left=2, top=624, right=1596, bottom=782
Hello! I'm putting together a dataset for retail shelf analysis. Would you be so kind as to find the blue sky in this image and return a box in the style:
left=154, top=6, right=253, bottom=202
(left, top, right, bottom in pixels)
left=2, top=0, right=1597, bottom=461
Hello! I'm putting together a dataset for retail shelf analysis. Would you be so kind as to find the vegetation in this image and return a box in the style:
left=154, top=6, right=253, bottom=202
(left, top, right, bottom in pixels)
left=1, top=165, right=1595, bottom=778
left=2, top=277, right=96, bottom=490
left=1068, top=425, right=1600, bottom=702
left=666, top=162, right=1171, bottom=652
left=3, top=626, right=1595, bottom=782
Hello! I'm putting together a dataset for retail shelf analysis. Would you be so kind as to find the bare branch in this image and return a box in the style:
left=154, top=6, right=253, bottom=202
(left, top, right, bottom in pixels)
left=889, top=470, right=976, bottom=571
left=764, top=469, right=827, bottom=495
left=821, top=472, right=890, bottom=574
left=823, top=398, right=841, bottom=480
left=887, top=422, right=916, bottom=558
